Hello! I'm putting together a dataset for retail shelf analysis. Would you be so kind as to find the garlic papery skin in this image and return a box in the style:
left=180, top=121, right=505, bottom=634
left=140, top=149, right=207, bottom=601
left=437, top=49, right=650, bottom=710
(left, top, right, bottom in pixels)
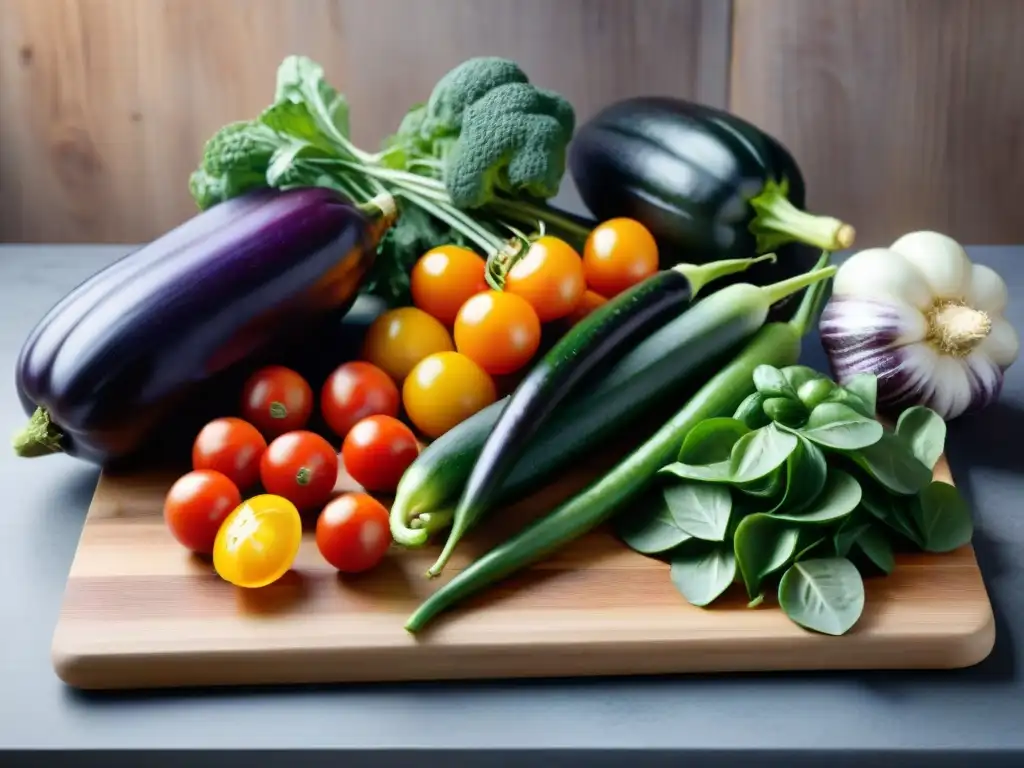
left=819, top=231, right=1020, bottom=421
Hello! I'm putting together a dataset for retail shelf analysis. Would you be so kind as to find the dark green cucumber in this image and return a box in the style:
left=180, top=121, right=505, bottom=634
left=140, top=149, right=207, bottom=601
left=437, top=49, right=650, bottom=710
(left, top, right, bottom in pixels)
left=404, top=254, right=836, bottom=632
left=427, top=255, right=776, bottom=577
left=389, top=262, right=838, bottom=551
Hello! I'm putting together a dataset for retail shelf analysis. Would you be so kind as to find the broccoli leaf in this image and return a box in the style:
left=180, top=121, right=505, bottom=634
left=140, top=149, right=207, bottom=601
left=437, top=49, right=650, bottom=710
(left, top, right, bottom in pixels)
left=273, top=55, right=351, bottom=146
left=259, top=101, right=338, bottom=155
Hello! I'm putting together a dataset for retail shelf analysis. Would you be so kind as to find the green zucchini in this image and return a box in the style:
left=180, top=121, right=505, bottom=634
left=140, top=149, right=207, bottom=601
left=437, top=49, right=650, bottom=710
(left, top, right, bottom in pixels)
left=404, top=254, right=836, bottom=632
left=390, top=262, right=838, bottom=550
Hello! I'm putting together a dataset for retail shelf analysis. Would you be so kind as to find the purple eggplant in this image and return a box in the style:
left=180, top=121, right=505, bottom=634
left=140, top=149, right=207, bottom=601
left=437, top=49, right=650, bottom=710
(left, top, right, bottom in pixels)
left=12, top=187, right=395, bottom=465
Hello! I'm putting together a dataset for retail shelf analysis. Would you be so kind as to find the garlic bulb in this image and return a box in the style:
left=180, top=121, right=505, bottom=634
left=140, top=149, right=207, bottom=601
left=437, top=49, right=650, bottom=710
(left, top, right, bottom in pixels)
left=819, top=231, right=1019, bottom=421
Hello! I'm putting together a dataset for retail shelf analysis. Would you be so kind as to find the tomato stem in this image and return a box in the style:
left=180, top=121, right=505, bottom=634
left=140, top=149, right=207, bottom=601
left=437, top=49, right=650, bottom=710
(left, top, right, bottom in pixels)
left=269, top=402, right=288, bottom=419
left=296, top=467, right=312, bottom=486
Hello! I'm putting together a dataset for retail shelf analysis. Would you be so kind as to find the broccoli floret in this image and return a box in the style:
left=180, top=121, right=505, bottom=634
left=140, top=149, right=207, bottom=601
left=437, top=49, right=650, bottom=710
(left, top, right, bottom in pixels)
left=189, top=120, right=284, bottom=209
left=415, top=57, right=575, bottom=208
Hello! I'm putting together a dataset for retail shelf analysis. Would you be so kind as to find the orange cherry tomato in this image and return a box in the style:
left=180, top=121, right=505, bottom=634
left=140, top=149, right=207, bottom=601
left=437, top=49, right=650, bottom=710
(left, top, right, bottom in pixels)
left=259, top=431, right=339, bottom=511
left=566, top=290, right=608, bottom=325
left=213, top=494, right=302, bottom=588
left=342, top=415, right=420, bottom=493
left=403, top=351, right=498, bottom=438
left=453, top=290, right=541, bottom=375
left=164, top=470, right=242, bottom=555
left=316, top=493, right=391, bottom=574
left=411, top=245, right=488, bottom=325
left=583, top=218, right=660, bottom=297
left=505, top=236, right=586, bottom=322
left=361, top=307, right=455, bottom=383
left=192, top=417, right=267, bottom=490
left=320, top=361, right=400, bottom=440
left=240, top=365, right=314, bottom=439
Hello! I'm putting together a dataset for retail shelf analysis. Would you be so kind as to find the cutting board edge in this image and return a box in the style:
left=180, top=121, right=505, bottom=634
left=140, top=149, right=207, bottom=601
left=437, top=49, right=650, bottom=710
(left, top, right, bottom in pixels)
left=51, top=599, right=995, bottom=691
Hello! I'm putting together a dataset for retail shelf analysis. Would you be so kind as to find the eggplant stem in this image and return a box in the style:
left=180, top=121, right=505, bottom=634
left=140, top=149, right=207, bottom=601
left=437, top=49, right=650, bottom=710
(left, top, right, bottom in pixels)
left=11, top=407, right=65, bottom=458
left=749, top=179, right=856, bottom=253
left=672, top=253, right=777, bottom=297
left=927, top=300, right=992, bottom=356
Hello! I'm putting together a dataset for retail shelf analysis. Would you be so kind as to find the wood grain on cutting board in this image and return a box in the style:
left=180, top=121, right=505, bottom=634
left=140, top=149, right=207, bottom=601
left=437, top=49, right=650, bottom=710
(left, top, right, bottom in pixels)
left=51, top=452, right=995, bottom=690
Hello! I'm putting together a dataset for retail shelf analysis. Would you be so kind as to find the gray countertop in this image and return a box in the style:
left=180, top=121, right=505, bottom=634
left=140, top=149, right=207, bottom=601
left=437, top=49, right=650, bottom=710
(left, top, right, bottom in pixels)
left=1, top=243, right=1023, bottom=763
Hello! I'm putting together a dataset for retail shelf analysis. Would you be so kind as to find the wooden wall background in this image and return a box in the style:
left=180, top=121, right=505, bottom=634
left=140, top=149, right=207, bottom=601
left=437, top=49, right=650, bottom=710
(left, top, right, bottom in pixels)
left=0, top=0, right=1021, bottom=246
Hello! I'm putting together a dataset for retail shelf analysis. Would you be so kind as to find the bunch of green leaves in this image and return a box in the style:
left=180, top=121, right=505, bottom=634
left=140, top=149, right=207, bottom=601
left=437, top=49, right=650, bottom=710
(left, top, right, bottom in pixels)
left=614, top=366, right=972, bottom=637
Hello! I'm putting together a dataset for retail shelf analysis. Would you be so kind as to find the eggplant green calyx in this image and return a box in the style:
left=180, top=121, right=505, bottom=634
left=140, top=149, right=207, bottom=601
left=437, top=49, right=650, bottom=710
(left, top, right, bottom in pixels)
left=748, top=179, right=856, bottom=254
left=12, top=407, right=65, bottom=458
left=672, top=253, right=777, bottom=297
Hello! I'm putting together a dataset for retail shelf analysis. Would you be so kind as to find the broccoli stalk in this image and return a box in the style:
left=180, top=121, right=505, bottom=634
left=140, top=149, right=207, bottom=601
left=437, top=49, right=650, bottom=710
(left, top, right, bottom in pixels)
left=190, top=55, right=592, bottom=305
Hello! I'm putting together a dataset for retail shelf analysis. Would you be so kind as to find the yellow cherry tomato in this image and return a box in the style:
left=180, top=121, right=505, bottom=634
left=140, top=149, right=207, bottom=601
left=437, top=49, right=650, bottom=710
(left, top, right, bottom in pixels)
left=453, top=290, right=542, bottom=375
left=213, top=494, right=303, bottom=589
left=505, top=236, right=586, bottom=322
left=583, top=218, right=660, bottom=297
left=403, top=351, right=497, bottom=438
left=410, top=245, right=488, bottom=325
left=361, top=307, right=455, bottom=383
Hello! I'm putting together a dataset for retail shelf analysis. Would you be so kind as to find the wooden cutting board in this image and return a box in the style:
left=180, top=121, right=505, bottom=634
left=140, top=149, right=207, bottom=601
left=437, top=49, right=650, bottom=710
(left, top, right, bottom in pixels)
left=51, top=451, right=995, bottom=690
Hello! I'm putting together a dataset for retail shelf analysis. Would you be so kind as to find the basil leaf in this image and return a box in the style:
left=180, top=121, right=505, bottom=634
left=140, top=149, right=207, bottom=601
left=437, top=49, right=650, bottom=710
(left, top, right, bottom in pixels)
left=859, top=481, right=924, bottom=547
left=678, top=418, right=751, bottom=465
left=781, top=365, right=827, bottom=392
left=824, top=385, right=876, bottom=419
left=670, top=542, right=737, bottom=607
left=662, top=482, right=732, bottom=542
left=733, top=513, right=800, bottom=599
left=753, top=364, right=798, bottom=399
left=769, top=435, right=827, bottom=515
left=842, top=373, right=878, bottom=415
left=896, top=406, right=947, bottom=471
left=733, top=392, right=772, bottom=430
left=796, top=378, right=836, bottom=410
left=911, top=481, right=974, bottom=553
left=850, top=429, right=932, bottom=495
left=614, top=488, right=692, bottom=554
left=729, top=423, right=799, bottom=483
left=778, top=558, right=865, bottom=636
left=855, top=524, right=895, bottom=574
left=763, top=397, right=808, bottom=427
left=799, top=403, right=884, bottom=450
left=772, top=467, right=861, bottom=524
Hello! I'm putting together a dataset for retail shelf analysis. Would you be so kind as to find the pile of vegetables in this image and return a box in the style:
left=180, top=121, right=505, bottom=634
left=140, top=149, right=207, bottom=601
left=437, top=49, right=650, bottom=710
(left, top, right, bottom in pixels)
left=10, top=52, right=1019, bottom=643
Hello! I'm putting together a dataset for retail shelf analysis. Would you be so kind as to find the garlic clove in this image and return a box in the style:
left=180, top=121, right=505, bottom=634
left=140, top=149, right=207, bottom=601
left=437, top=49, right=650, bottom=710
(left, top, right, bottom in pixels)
left=967, top=263, right=1010, bottom=315
left=890, top=231, right=972, bottom=300
left=930, top=355, right=974, bottom=420
left=872, top=342, right=939, bottom=411
left=965, top=351, right=1004, bottom=412
left=980, top=317, right=1021, bottom=369
left=833, top=248, right=933, bottom=309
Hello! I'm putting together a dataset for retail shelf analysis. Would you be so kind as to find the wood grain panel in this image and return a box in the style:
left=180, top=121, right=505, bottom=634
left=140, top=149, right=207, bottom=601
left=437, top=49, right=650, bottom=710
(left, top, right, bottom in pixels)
left=51, top=452, right=995, bottom=691
left=730, top=0, right=1024, bottom=246
left=0, top=0, right=730, bottom=243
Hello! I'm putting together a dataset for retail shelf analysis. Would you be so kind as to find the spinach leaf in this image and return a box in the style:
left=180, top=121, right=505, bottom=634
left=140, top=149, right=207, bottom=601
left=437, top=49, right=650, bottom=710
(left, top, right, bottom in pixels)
left=794, top=532, right=831, bottom=561
left=896, top=406, right=947, bottom=471
left=662, top=482, right=732, bottom=542
left=911, top=481, right=974, bottom=553
left=614, top=488, right=692, bottom=554
left=677, top=418, right=751, bottom=465
left=733, top=392, right=771, bottom=430
left=670, top=542, right=737, bottom=607
left=833, top=515, right=870, bottom=557
left=781, top=365, right=827, bottom=392
left=736, top=467, right=785, bottom=500
left=796, top=378, right=836, bottom=411
left=763, top=397, right=808, bottom=427
left=841, top=373, right=878, bottom=416
left=753, top=364, right=798, bottom=399
left=858, top=481, right=924, bottom=547
left=799, top=402, right=884, bottom=450
left=769, top=435, right=827, bottom=515
left=824, top=384, right=875, bottom=419
left=729, top=423, right=799, bottom=483
left=659, top=459, right=732, bottom=483
left=778, top=558, right=865, bottom=635
left=855, top=524, right=895, bottom=574
left=772, top=467, right=861, bottom=524
left=849, top=429, right=933, bottom=496
left=733, top=513, right=800, bottom=599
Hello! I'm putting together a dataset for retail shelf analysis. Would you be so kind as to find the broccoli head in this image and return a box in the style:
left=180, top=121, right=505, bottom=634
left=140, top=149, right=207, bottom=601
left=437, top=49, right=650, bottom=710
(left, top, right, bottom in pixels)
left=414, top=57, right=575, bottom=208
left=189, top=120, right=283, bottom=209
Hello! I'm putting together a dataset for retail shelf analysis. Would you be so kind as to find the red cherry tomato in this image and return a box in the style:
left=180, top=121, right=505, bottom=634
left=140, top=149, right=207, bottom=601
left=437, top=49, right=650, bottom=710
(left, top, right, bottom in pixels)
left=505, top=236, right=587, bottom=322
left=164, top=470, right=242, bottom=555
left=316, top=493, right=391, bottom=573
left=411, top=246, right=488, bottom=325
left=192, top=417, right=267, bottom=490
left=320, top=361, right=400, bottom=440
left=583, top=218, right=660, bottom=297
left=342, top=415, right=420, bottom=493
left=259, top=431, right=339, bottom=510
left=241, top=365, right=314, bottom=439
left=453, top=290, right=542, bottom=375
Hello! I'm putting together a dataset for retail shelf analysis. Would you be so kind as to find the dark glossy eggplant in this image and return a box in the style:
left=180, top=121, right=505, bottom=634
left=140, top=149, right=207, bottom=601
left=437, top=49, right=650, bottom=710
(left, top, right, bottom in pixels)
left=13, top=187, right=395, bottom=465
left=568, top=97, right=855, bottom=316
